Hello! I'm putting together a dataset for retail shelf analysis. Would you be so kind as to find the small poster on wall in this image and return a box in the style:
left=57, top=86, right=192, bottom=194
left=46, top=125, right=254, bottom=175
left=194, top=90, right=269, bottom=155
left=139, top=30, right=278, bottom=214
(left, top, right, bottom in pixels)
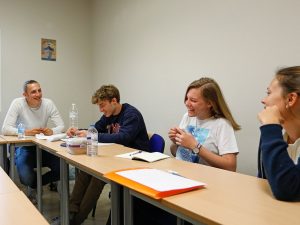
left=41, top=38, right=56, bottom=61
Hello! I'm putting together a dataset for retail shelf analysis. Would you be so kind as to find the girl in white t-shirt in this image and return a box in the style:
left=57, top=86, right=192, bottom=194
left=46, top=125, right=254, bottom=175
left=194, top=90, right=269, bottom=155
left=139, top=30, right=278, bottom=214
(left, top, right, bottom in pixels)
left=168, top=77, right=240, bottom=171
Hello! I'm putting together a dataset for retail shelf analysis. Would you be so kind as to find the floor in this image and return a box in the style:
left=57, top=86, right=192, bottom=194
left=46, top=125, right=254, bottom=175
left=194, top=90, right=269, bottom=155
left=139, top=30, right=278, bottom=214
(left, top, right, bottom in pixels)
left=17, top=177, right=111, bottom=225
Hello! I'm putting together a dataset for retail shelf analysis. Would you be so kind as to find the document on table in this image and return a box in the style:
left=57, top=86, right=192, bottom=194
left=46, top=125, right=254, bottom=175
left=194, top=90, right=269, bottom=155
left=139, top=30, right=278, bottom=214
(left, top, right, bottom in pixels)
left=98, top=142, right=114, bottom=146
left=104, top=168, right=206, bottom=199
left=60, top=138, right=114, bottom=146
left=35, top=133, right=67, bottom=142
left=116, top=151, right=170, bottom=162
left=116, top=168, right=204, bottom=191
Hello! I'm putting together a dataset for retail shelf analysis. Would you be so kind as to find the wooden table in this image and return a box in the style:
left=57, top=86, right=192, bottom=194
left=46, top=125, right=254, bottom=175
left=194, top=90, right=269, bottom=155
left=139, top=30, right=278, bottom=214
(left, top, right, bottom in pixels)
left=34, top=140, right=135, bottom=225
left=121, top=158, right=300, bottom=225
left=0, top=136, right=40, bottom=210
left=0, top=135, right=35, bottom=180
left=49, top=142, right=300, bottom=225
left=0, top=167, right=49, bottom=225
left=0, top=167, right=19, bottom=194
left=1, top=136, right=300, bottom=225
left=19, top=139, right=300, bottom=225
left=0, top=191, right=49, bottom=225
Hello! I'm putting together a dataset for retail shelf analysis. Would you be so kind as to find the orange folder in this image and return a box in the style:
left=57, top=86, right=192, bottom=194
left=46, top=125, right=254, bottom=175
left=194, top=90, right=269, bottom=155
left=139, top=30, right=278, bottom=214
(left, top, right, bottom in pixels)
left=104, top=168, right=206, bottom=199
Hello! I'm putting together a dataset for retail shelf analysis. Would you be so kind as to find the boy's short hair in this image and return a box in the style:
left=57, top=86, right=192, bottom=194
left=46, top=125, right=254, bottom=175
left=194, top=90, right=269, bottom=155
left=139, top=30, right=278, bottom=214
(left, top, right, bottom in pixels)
left=92, top=84, right=120, bottom=104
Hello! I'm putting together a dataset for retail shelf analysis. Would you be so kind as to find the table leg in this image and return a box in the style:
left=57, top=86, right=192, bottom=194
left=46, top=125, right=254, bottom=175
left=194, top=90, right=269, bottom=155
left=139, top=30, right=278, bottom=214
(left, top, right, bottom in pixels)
left=123, top=187, right=133, bottom=225
left=111, top=181, right=121, bottom=225
left=60, top=158, right=69, bottom=225
left=36, top=146, right=43, bottom=212
left=9, top=144, right=15, bottom=181
left=0, top=144, right=4, bottom=169
left=3, top=144, right=8, bottom=173
left=177, top=217, right=185, bottom=225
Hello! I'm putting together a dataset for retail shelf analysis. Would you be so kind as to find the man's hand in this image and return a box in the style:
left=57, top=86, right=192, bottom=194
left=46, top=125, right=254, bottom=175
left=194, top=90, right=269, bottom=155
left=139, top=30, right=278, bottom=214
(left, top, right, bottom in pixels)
left=25, top=128, right=43, bottom=136
left=25, top=128, right=54, bottom=136
left=41, top=128, right=53, bottom=136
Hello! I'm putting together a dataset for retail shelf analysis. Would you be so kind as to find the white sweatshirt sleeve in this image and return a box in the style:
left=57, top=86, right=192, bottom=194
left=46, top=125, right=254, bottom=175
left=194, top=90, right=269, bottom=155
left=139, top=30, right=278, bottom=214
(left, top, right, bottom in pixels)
left=2, top=98, right=22, bottom=135
left=47, top=100, right=65, bottom=134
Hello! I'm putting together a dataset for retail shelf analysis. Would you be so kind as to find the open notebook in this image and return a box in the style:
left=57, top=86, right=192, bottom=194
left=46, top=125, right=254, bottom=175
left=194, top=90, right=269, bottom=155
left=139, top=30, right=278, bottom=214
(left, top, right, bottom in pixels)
left=104, top=168, right=206, bottom=199
left=116, top=151, right=170, bottom=162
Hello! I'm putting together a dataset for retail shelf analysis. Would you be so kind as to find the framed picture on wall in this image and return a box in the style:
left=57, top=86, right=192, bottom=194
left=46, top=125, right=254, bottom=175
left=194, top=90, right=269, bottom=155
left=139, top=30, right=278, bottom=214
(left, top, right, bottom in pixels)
left=41, top=38, right=56, bottom=61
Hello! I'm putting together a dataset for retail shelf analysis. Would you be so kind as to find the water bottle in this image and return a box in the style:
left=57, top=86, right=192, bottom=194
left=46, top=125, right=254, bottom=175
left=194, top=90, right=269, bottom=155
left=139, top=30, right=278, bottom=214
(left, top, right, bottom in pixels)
left=86, top=125, right=98, bottom=157
left=69, top=103, right=79, bottom=128
left=17, top=123, right=25, bottom=139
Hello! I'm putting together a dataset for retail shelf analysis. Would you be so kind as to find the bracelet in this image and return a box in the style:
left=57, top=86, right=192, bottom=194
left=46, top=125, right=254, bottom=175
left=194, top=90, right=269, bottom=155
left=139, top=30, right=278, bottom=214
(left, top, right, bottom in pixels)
left=196, top=142, right=202, bottom=150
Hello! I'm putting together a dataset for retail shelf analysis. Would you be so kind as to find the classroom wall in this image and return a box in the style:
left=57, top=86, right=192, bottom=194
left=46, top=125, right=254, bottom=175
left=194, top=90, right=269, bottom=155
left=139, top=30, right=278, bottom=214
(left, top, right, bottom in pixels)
left=0, top=0, right=96, bottom=129
left=1, top=0, right=300, bottom=176
left=91, top=0, right=300, bottom=176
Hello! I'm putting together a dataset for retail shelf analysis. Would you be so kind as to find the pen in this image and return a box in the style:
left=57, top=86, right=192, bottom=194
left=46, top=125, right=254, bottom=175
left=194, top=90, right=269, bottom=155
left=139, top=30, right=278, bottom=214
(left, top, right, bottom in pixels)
left=167, top=170, right=184, bottom=177
left=129, top=150, right=142, bottom=156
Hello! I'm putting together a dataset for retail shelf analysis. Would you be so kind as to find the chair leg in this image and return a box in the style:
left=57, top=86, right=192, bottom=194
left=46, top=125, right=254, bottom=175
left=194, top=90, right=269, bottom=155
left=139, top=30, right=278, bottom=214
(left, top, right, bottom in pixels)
left=92, top=204, right=97, bottom=217
left=49, top=181, right=58, bottom=191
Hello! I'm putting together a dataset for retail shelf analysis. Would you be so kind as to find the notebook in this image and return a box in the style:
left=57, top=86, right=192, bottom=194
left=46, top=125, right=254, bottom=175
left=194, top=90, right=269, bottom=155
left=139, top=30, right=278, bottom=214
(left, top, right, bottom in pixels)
left=116, top=151, right=170, bottom=162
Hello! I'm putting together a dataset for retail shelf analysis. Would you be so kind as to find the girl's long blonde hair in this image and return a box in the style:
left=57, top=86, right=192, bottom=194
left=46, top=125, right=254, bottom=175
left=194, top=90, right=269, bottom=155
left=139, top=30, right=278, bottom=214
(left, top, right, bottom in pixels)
left=185, top=77, right=241, bottom=131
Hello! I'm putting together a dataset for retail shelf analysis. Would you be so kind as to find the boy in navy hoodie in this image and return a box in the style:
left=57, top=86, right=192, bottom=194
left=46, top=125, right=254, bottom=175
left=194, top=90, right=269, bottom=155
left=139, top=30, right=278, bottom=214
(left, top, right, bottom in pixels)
left=66, top=84, right=150, bottom=225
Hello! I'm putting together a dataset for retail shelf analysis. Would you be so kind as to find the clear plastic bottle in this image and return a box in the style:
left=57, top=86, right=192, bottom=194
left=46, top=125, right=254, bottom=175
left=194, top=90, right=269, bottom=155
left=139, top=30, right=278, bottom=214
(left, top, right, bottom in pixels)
left=17, top=123, right=25, bottom=139
left=86, top=125, right=98, bottom=157
left=69, top=103, right=79, bottom=128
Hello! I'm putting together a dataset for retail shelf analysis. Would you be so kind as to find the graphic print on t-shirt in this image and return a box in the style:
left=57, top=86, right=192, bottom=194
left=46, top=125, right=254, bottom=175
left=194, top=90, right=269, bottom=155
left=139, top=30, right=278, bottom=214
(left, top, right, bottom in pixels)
left=176, top=125, right=209, bottom=163
left=107, top=123, right=121, bottom=134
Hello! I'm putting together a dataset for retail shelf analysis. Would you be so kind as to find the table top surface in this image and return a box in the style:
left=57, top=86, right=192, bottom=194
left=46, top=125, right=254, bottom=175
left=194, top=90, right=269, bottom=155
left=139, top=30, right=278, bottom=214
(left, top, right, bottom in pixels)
left=1, top=136, right=300, bottom=225
left=0, top=135, right=9, bottom=144
left=0, top=135, right=35, bottom=143
left=0, top=166, right=48, bottom=225
left=151, top=159, right=300, bottom=225
left=0, top=167, right=19, bottom=194
left=0, top=191, right=49, bottom=225
left=50, top=140, right=300, bottom=225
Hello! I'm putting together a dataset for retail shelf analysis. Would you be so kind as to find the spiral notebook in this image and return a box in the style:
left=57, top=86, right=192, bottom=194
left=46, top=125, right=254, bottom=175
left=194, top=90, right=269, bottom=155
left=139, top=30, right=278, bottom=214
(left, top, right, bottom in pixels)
left=116, top=151, right=170, bottom=162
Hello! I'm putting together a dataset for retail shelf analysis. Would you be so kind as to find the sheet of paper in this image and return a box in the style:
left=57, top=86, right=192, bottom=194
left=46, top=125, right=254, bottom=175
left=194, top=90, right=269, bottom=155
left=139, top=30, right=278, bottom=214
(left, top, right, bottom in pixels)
left=35, top=133, right=67, bottom=142
left=35, top=133, right=48, bottom=140
left=61, top=138, right=114, bottom=146
left=98, top=142, right=114, bottom=146
left=116, top=168, right=206, bottom=192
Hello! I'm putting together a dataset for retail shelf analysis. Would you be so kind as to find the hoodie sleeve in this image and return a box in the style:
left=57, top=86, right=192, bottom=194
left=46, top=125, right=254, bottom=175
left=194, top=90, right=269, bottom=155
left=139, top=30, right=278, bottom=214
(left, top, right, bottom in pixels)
left=260, top=124, right=300, bottom=201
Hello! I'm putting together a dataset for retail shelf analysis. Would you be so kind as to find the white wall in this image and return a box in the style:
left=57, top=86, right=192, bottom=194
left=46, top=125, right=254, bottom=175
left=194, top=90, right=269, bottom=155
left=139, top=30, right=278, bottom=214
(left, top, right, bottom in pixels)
left=92, top=0, right=300, bottom=176
left=1, top=0, right=300, bottom=176
left=0, top=29, right=2, bottom=112
left=0, top=0, right=96, bottom=129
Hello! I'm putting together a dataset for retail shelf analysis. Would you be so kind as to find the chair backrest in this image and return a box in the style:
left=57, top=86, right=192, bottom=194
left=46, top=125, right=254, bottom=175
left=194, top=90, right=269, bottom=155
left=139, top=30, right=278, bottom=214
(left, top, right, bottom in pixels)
left=148, top=133, right=165, bottom=153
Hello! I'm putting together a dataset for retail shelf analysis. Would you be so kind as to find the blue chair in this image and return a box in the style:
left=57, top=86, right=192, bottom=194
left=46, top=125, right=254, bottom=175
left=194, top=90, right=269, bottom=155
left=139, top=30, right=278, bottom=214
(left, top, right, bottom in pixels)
left=148, top=133, right=165, bottom=153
